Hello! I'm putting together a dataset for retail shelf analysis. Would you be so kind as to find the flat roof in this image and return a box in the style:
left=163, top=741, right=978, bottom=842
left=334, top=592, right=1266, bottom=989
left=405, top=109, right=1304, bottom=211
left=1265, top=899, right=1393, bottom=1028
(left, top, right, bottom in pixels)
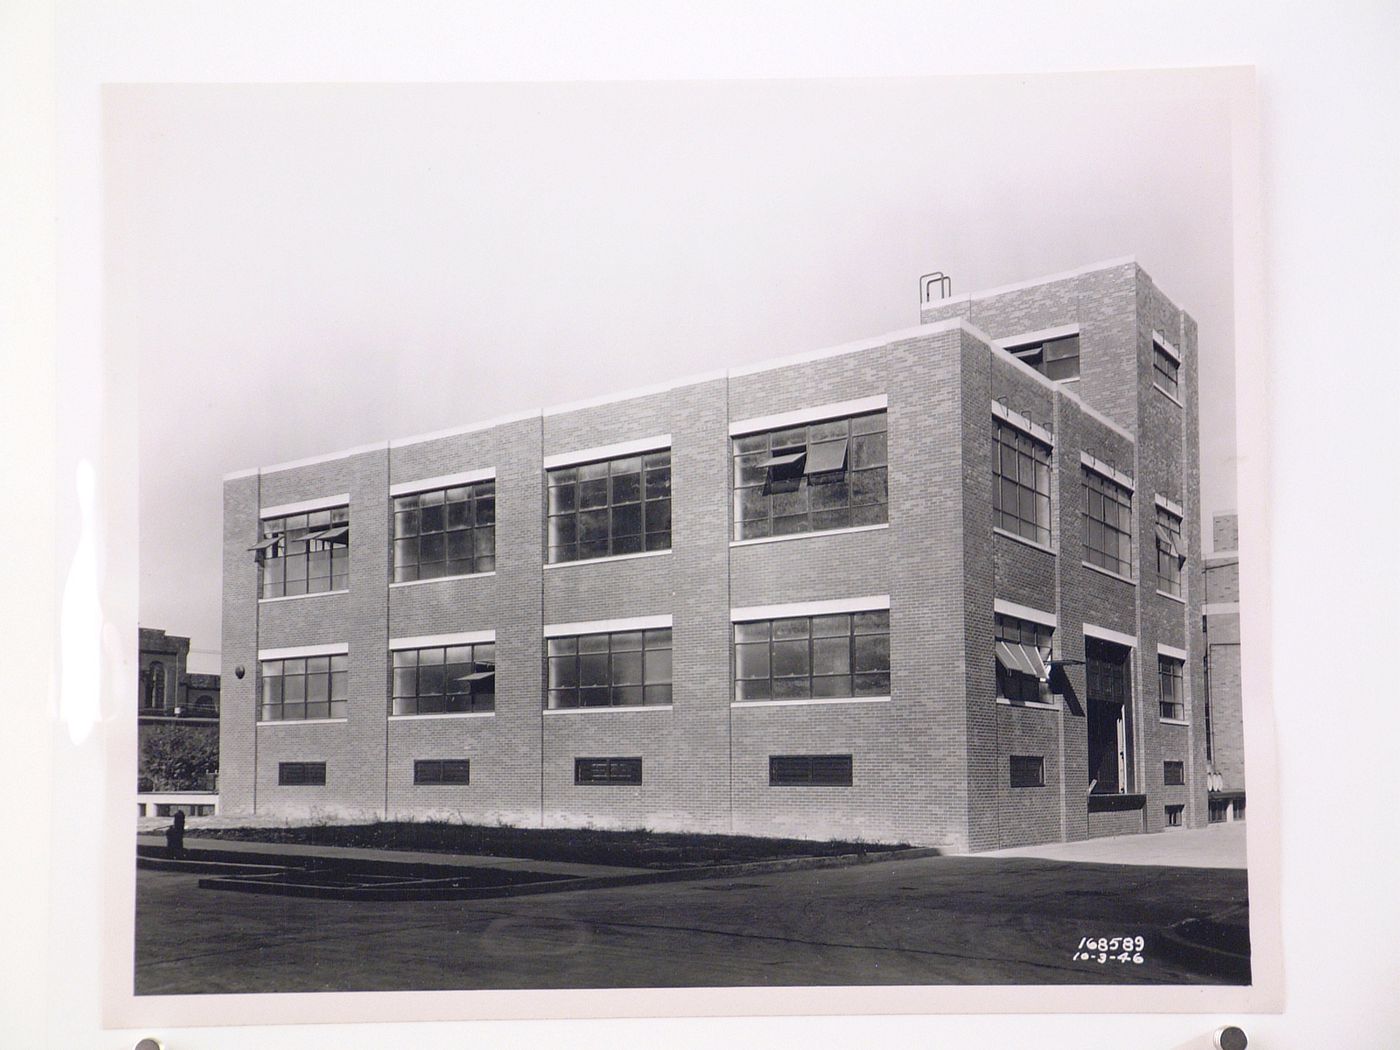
left=228, top=258, right=1152, bottom=480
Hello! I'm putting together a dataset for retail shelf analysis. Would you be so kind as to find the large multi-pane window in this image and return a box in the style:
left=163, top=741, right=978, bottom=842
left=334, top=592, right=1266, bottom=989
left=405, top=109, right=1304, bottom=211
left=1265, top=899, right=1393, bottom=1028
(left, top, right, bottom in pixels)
left=391, top=642, right=496, bottom=715
left=547, top=628, right=672, bottom=708
left=1155, top=505, right=1185, bottom=597
left=994, top=420, right=1052, bottom=546
left=1158, top=655, right=1186, bottom=720
left=547, top=452, right=671, bottom=563
left=1007, top=333, right=1080, bottom=381
left=1083, top=468, right=1133, bottom=577
left=732, top=411, right=888, bottom=541
left=734, top=609, right=890, bottom=701
left=1153, top=335, right=1181, bottom=399
left=255, top=506, right=350, bottom=598
left=260, top=654, right=348, bottom=721
left=393, top=480, right=495, bottom=581
left=994, top=614, right=1052, bottom=704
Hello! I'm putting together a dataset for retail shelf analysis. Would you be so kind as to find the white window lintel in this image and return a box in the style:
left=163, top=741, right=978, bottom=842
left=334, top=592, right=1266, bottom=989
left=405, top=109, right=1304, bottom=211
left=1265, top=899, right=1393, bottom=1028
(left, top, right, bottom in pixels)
left=260, top=493, right=350, bottom=519
left=257, top=642, right=349, bottom=661
left=389, top=630, right=496, bottom=651
left=730, top=595, right=890, bottom=622
left=543, top=614, right=672, bottom=638
left=729, top=395, right=887, bottom=437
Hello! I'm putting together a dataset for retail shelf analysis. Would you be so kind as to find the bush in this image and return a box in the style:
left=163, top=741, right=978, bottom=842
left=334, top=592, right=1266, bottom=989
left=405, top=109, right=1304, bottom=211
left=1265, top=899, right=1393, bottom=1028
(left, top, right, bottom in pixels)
left=139, top=723, right=218, bottom=792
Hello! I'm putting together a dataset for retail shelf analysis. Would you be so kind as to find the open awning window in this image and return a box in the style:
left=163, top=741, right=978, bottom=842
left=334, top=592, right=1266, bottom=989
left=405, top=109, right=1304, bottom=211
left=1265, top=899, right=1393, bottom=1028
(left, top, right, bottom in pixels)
left=763, top=450, right=807, bottom=494
left=996, top=641, right=1049, bottom=681
left=803, top=437, right=849, bottom=477
left=247, top=536, right=281, bottom=554
left=1154, top=522, right=1184, bottom=563
left=455, top=670, right=496, bottom=682
left=304, top=525, right=350, bottom=544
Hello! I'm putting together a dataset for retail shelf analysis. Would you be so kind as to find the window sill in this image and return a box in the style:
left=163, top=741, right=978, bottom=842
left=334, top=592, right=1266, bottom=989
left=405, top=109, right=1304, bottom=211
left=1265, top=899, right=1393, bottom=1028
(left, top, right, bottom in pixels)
left=544, top=549, right=671, bottom=569
left=1082, top=561, right=1137, bottom=586
left=256, top=718, right=348, bottom=727
left=1153, top=383, right=1184, bottom=408
left=731, top=696, right=890, bottom=708
left=996, top=697, right=1060, bottom=711
left=259, top=589, right=349, bottom=604
left=730, top=522, right=889, bottom=549
left=1159, top=717, right=1191, bottom=727
left=389, top=711, right=495, bottom=721
left=993, top=527, right=1056, bottom=556
left=390, top=572, right=495, bottom=589
left=545, top=704, right=673, bottom=714
left=1155, top=588, right=1186, bottom=605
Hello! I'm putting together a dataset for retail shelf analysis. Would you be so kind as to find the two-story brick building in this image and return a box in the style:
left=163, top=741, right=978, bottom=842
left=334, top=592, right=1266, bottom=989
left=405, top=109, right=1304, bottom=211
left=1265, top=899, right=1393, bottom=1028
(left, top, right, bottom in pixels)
left=219, top=257, right=1210, bottom=851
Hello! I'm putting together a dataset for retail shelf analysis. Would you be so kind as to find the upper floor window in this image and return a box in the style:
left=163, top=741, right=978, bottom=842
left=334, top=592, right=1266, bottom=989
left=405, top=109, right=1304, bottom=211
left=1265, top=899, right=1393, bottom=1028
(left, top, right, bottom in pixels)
left=392, top=641, right=495, bottom=716
left=260, top=653, right=348, bottom=722
left=547, top=451, right=671, bottom=563
left=732, top=410, right=887, bottom=541
left=994, top=420, right=1052, bottom=546
left=1008, top=333, right=1080, bottom=381
left=1158, top=655, right=1186, bottom=721
left=1155, top=505, right=1185, bottom=597
left=1152, top=333, right=1181, bottom=399
left=1083, top=468, right=1133, bottom=578
left=995, top=613, right=1052, bottom=704
left=734, top=608, right=890, bottom=701
left=547, top=627, right=672, bottom=708
left=393, top=479, right=495, bottom=581
left=255, top=505, right=349, bottom=598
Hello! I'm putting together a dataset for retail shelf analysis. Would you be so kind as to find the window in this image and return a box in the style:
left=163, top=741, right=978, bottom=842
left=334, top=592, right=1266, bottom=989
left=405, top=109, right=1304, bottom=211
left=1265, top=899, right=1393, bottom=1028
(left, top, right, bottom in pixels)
left=574, top=757, right=643, bottom=785
left=1164, top=760, right=1186, bottom=786
left=1153, top=336, right=1180, bottom=399
left=393, top=479, right=495, bottom=581
left=143, top=661, right=166, bottom=711
left=547, top=628, right=672, bottom=708
left=260, top=654, right=348, bottom=721
left=732, top=410, right=887, bottom=541
left=392, top=642, right=495, bottom=715
left=994, top=420, right=1052, bottom=546
left=1083, top=468, right=1133, bottom=577
left=255, top=505, right=350, bottom=598
left=1007, top=333, right=1080, bottom=381
left=413, top=759, right=471, bottom=785
left=995, top=614, right=1052, bottom=704
left=278, top=762, right=326, bottom=786
left=1009, top=755, right=1046, bottom=788
left=1165, top=804, right=1184, bottom=827
left=1155, top=505, right=1185, bottom=596
left=1208, top=797, right=1229, bottom=823
left=735, top=609, right=890, bottom=701
left=547, top=451, right=670, bottom=563
left=769, top=755, right=853, bottom=786
left=1158, top=656, right=1186, bottom=720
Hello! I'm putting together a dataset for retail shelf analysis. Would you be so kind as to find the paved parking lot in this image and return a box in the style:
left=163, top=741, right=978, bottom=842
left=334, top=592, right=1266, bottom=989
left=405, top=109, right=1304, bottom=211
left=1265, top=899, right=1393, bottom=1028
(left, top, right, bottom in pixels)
left=135, top=826, right=1249, bottom=993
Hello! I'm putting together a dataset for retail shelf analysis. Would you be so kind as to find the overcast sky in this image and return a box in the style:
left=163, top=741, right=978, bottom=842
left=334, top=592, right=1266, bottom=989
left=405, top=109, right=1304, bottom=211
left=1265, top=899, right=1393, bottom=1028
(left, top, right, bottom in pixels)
left=110, top=75, right=1238, bottom=673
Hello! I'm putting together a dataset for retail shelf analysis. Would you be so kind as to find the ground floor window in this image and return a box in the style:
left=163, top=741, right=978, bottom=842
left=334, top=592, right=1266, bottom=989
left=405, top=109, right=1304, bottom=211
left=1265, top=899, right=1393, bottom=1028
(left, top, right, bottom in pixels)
left=413, top=759, right=470, bottom=785
left=995, top=613, right=1052, bottom=703
left=735, top=610, right=889, bottom=701
left=769, top=754, right=853, bottom=786
left=278, top=761, right=326, bottom=786
left=1009, top=755, right=1045, bottom=787
left=1165, top=804, right=1184, bottom=827
left=548, top=629, right=672, bottom=708
left=574, top=757, right=643, bottom=785
left=1163, top=760, right=1186, bottom=786
left=392, top=642, right=496, bottom=715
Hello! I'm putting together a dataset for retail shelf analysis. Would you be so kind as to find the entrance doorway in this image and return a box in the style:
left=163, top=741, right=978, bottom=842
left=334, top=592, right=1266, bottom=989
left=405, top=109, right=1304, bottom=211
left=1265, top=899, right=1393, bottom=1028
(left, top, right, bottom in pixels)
left=1086, top=637, right=1132, bottom=794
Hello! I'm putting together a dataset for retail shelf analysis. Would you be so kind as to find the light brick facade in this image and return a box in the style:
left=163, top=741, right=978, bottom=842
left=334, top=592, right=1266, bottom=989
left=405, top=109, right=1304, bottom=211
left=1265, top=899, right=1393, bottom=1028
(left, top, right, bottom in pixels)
left=220, top=258, right=1211, bottom=850
left=1204, top=512, right=1245, bottom=815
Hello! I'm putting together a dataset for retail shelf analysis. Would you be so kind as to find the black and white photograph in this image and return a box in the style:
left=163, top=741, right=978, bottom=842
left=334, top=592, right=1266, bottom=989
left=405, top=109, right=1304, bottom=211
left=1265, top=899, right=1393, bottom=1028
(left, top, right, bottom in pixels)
left=114, top=72, right=1262, bottom=1006
left=10, top=4, right=1400, bottom=1048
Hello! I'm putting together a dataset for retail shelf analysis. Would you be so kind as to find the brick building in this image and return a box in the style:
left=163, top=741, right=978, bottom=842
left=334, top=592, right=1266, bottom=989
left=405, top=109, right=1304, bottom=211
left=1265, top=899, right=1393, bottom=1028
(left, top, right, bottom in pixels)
left=138, top=627, right=220, bottom=816
left=219, top=257, right=1211, bottom=850
left=1204, top=512, right=1246, bottom=822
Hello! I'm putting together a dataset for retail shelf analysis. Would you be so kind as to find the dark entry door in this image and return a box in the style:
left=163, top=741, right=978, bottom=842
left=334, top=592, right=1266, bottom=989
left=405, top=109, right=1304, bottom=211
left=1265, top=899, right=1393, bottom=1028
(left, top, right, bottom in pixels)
left=1085, top=637, right=1132, bottom=794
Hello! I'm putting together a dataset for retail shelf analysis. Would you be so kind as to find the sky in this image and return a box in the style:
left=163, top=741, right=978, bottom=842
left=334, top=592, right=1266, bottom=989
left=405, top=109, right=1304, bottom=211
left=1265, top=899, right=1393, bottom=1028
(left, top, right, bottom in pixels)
left=110, top=75, right=1239, bottom=673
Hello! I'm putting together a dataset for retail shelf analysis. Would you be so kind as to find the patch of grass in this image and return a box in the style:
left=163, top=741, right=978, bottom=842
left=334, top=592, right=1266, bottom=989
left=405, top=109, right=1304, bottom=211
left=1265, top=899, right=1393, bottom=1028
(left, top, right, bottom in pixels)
left=190, top=822, right=908, bottom=869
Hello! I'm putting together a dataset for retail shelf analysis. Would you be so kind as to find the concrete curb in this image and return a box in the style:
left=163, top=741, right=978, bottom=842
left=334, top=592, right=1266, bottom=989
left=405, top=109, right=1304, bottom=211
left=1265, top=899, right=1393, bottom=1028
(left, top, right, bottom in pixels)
left=141, top=843, right=942, bottom=901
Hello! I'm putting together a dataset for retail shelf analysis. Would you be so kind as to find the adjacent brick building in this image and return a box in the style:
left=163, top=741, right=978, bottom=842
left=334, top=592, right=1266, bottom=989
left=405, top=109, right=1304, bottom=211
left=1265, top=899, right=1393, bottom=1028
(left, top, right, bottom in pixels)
left=219, top=257, right=1212, bottom=850
left=138, top=627, right=220, bottom=816
left=1204, top=512, right=1246, bottom=822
